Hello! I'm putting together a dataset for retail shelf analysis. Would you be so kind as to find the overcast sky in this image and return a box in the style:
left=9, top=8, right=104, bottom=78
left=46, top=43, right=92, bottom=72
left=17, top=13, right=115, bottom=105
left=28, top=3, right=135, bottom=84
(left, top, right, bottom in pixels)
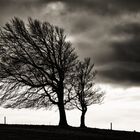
left=0, top=0, right=140, bottom=131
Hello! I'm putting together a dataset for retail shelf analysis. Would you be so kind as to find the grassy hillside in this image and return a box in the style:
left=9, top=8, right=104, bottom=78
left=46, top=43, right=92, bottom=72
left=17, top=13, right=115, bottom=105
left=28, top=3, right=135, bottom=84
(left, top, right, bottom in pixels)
left=0, top=124, right=139, bottom=140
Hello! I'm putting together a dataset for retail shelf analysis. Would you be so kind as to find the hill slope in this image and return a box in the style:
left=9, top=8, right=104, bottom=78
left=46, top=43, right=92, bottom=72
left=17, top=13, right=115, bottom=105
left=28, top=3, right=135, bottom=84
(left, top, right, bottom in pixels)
left=0, top=124, right=139, bottom=140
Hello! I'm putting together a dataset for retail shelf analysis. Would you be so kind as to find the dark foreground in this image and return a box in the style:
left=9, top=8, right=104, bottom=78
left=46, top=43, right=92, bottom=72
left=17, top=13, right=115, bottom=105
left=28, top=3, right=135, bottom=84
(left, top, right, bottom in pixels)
left=0, top=124, right=139, bottom=140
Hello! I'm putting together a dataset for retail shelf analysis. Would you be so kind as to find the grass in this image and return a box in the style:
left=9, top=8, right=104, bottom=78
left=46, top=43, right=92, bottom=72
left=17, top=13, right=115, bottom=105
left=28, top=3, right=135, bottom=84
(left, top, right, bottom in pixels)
left=0, top=124, right=139, bottom=140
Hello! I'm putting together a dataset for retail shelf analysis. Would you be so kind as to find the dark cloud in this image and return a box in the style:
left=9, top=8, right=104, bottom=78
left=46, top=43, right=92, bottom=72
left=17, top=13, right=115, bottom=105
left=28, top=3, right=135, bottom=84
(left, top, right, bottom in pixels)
left=2, top=0, right=138, bottom=17
left=1, top=0, right=140, bottom=22
left=113, top=0, right=140, bottom=10
left=43, top=0, right=140, bottom=15
left=70, top=17, right=94, bottom=34
left=99, top=23, right=140, bottom=86
left=0, top=0, right=39, bottom=9
left=113, top=23, right=140, bottom=36
left=111, top=23, right=140, bottom=63
left=45, top=0, right=116, bottom=15
left=1, top=0, right=140, bottom=87
left=0, top=0, right=47, bottom=25
left=99, top=63, right=140, bottom=86
left=112, top=39, right=140, bottom=63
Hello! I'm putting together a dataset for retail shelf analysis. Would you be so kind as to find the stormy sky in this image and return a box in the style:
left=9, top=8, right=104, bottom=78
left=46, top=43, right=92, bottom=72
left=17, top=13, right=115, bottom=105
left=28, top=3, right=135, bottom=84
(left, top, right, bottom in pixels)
left=0, top=0, right=140, bottom=131
left=0, top=0, right=140, bottom=87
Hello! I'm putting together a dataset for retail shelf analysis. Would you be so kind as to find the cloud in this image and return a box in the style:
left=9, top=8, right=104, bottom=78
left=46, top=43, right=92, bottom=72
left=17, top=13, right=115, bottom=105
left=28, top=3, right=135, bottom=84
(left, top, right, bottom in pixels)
left=44, top=0, right=140, bottom=15
left=99, top=63, right=140, bottom=86
left=0, top=0, right=56, bottom=25
left=1, top=0, right=140, bottom=22
left=99, top=23, right=140, bottom=86
left=0, top=0, right=140, bottom=86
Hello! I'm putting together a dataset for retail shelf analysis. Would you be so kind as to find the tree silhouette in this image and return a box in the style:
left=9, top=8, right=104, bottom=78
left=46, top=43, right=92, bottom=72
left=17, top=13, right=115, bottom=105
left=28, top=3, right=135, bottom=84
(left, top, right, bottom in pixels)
left=66, top=58, right=104, bottom=127
left=0, top=17, right=78, bottom=127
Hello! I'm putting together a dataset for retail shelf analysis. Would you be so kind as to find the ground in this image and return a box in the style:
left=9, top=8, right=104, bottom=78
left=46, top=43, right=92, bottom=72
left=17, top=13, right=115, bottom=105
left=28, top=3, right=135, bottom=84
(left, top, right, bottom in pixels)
left=0, top=124, right=139, bottom=140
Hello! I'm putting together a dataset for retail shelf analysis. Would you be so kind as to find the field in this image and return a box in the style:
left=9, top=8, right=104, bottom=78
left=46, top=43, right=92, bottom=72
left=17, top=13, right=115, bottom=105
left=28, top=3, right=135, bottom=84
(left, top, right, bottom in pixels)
left=0, top=124, right=139, bottom=140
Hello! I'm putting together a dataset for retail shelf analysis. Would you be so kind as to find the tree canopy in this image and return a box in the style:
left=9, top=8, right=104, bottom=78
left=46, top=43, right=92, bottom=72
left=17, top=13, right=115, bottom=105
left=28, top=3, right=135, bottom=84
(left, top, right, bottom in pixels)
left=0, top=17, right=78, bottom=126
left=66, top=58, right=104, bottom=127
left=0, top=17, right=104, bottom=127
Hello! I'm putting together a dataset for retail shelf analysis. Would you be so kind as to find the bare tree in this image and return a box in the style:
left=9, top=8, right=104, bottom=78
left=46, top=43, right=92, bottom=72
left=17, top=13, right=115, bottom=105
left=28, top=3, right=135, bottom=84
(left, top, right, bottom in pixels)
left=66, top=58, right=104, bottom=127
left=0, top=17, right=78, bottom=127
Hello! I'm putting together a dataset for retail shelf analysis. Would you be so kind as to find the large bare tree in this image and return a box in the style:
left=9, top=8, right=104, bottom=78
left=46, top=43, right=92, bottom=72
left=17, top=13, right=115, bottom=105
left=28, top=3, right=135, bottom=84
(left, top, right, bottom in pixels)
left=0, top=17, right=78, bottom=127
left=66, top=58, right=104, bottom=127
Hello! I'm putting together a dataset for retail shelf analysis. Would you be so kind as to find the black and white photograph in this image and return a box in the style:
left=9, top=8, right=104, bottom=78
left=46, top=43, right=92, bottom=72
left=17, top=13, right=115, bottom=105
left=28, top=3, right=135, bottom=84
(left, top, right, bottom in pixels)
left=0, top=0, right=140, bottom=139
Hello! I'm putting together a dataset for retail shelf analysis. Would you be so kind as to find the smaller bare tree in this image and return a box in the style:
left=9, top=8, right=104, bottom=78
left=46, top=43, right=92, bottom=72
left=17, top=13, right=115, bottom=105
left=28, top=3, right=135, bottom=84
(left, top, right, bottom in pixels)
left=66, top=58, right=104, bottom=128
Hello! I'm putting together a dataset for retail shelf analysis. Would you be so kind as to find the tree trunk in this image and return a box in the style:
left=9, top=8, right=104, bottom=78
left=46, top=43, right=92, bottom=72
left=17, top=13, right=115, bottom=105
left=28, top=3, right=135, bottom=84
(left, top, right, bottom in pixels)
left=57, top=81, right=68, bottom=127
left=58, top=102, right=68, bottom=127
left=80, top=110, right=87, bottom=128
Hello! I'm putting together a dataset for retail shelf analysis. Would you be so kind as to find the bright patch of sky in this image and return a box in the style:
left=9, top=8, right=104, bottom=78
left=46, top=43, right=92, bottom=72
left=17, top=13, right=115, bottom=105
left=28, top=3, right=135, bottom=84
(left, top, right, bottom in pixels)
left=0, top=85, right=140, bottom=132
